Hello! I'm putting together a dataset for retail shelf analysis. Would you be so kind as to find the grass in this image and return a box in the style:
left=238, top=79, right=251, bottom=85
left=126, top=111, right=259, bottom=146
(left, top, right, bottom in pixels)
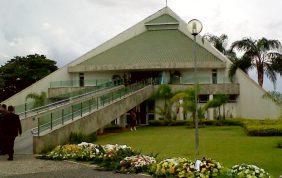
left=95, top=126, right=282, bottom=177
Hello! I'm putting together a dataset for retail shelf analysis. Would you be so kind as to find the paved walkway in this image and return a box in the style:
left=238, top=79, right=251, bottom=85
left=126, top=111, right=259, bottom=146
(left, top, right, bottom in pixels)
left=14, top=130, right=33, bottom=154
left=0, top=155, right=150, bottom=178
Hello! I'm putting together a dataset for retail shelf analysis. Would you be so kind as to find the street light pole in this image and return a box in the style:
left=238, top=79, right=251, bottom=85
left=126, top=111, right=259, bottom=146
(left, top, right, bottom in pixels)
left=187, top=19, right=203, bottom=159
left=193, top=35, right=199, bottom=158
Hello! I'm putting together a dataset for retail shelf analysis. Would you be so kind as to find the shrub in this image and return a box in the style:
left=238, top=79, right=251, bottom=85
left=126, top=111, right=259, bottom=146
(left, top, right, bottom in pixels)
left=245, top=125, right=282, bottom=136
left=69, top=132, right=97, bottom=144
left=149, top=120, right=194, bottom=126
left=148, top=120, right=170, bottom=126
left=169, top=120, right=191, bottom=126
left=104, top=125, right=123, bottom=133
left=149, top=118, right=282, bottom=136
left=149, top=119, right=244, bottom=127
left=242, top=119, right=282, bottom=136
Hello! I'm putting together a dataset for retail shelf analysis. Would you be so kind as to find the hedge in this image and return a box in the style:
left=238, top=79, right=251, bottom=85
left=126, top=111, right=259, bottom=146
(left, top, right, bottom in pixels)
left=148, top=119, right=282, bottom=136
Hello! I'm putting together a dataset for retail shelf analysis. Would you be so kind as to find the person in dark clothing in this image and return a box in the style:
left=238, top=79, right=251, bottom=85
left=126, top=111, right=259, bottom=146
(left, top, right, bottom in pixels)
left=0, top=104, right=8, bottom=155
left=2, top=106, right=22, bottom=160
left=129, top=110, right=137, bottom=131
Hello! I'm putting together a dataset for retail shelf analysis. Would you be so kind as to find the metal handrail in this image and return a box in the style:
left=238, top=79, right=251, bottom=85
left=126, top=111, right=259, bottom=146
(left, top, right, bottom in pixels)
left=49, top=78, right=112, bottom=88
left=34, top=78, right=154, bottom=136
left=18, top=79, right=124, bottom=118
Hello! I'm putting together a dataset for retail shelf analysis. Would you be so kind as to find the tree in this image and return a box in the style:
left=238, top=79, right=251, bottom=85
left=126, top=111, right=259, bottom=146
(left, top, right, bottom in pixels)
left=171, top=86, right=201, bottom=122
left=228, top=55, right=253, bottom=81
left=263, top=91, right=282, bottom=118
left=204, top=34, right=229, bottom=55
left=152, top=84, right=174, bottom=120
left=26, top=92, right=47, bottom=108
left=0, top=54, right=58, bottom=102
left=263, top=91, right=282, bottom=106
left=204, top=34, right=251, bottom=81
left=204, top=94, right=229, bottom=119
left=231, top=38, right=281, bottom=87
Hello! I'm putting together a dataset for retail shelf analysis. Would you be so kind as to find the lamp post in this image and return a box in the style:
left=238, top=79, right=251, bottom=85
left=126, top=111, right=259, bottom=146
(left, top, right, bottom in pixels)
left=187, top=19, right=203, bottom=159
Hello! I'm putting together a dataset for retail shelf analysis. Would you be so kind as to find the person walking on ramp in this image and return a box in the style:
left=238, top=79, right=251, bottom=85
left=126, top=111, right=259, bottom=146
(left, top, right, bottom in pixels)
left=3, top=106, right=22, bottom=160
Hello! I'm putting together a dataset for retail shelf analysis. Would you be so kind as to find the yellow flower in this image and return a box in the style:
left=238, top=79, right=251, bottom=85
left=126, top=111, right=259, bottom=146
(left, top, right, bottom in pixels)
left=170, top=166, right=175, bottom=174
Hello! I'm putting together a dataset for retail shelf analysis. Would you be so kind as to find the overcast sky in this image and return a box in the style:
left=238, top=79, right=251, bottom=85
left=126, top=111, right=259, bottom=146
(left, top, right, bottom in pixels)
left=0, top=0, right=281, bottom=91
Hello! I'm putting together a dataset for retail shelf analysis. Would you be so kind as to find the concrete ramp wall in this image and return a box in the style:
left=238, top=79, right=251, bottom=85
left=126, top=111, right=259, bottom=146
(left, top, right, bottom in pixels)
left=33, top=85, right=154, bottom=153
left=20, top=85, right=124, bottom=133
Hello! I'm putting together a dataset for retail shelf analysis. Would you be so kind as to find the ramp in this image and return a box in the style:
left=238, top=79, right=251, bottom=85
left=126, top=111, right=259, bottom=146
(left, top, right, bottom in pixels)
left=32, top=82, right=154, bottom=153
left=19, top=85, right=124, bottom=133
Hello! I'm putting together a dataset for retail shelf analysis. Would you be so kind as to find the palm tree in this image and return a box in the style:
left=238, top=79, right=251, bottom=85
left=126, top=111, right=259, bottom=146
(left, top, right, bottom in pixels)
left=26, top=92, right=47, bottom=108
left=204, top=34, right=229, bottom=54
left=231, top=38, right=281, bottom=87
left=152, top=84, right=174, bottom=120
left=204, top=34, right=252, bottom=81
left=204, top=94, right=229, bottom=119
left=263, top=91, right=282, bottom=106
left=171, top=87, right=197, bottom=122
left=171, top=86, right=229, bottom=121
left=228, top=55, right=253, bottom=81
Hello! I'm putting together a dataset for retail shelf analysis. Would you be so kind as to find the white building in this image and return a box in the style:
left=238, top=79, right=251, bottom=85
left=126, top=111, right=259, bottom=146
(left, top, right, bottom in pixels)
left=2, top=7, right=280, bottom=121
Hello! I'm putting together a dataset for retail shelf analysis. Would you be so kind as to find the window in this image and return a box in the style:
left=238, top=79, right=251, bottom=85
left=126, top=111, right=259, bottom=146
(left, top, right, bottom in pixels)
left=212, top=69, right=217, bottom=84
left=229, top=95, right=238, bottom=103
left=198, top=95, right=209, bottom=103
left=79, top=73, right=84, bottom=87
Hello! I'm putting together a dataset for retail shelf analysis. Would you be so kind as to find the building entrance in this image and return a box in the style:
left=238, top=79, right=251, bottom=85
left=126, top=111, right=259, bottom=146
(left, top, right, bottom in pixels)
left=130, top=71, right=160, bottom=83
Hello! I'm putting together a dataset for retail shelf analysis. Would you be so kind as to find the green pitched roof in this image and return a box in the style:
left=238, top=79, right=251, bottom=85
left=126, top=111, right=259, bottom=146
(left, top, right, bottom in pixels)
left=69, top=29, right=225, bottom=72
left=146, top=14, right=179, bottom=24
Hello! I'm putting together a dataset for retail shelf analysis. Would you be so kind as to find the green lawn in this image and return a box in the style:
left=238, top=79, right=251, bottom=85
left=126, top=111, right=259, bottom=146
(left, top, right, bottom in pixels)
left=95, top=126, right=282, bottom=177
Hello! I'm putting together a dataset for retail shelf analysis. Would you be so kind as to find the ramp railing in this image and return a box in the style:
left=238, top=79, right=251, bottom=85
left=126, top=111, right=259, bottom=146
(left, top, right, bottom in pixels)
left=17, top=79, right=124, bottom=119
left=34, top=78, right=155, bottom=136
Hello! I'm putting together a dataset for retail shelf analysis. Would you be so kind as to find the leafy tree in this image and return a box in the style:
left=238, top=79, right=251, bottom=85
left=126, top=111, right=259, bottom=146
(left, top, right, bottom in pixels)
left=26, top=92, right=47, bottom=108
left=231, top=38, right=281, bottom=87
left=0, top=54, right=58, bottom=102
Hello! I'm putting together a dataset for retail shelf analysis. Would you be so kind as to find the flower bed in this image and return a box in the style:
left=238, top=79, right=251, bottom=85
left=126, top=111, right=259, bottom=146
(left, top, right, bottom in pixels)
left=43, top=144, right=83, bottom=160
left=153, top=157, right=192, bottom=177
left=230, top=164, right=270, bottom=178
left=152, top=157, right=222, bottom=178
left=119, top=155, right=156, bottom=173
left=38, top=142, right=270, bottom=177
left=93, top=144, right=137, bottom=171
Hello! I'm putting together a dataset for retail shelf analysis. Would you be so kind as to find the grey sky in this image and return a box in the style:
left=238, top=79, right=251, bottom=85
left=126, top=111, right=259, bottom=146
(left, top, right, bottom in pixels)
left=0, top=0, right=281, bottom=91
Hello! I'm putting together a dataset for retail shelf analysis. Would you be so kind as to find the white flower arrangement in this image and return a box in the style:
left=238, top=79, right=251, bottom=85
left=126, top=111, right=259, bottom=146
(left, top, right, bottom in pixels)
left=230, top=164, right=270, bottom=178
left=153, top=157, right=223, bottom=178
left=119, top=155, right=156, bottom=173
left=40, top=143, right=271, bottom=178
left=102, top=144, right=131, bottom=152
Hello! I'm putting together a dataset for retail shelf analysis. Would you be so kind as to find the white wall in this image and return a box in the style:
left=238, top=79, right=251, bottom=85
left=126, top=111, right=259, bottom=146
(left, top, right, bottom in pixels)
left=180, top=69, right=226, bottom=84
left=236, top=70, right=280, bottom=119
